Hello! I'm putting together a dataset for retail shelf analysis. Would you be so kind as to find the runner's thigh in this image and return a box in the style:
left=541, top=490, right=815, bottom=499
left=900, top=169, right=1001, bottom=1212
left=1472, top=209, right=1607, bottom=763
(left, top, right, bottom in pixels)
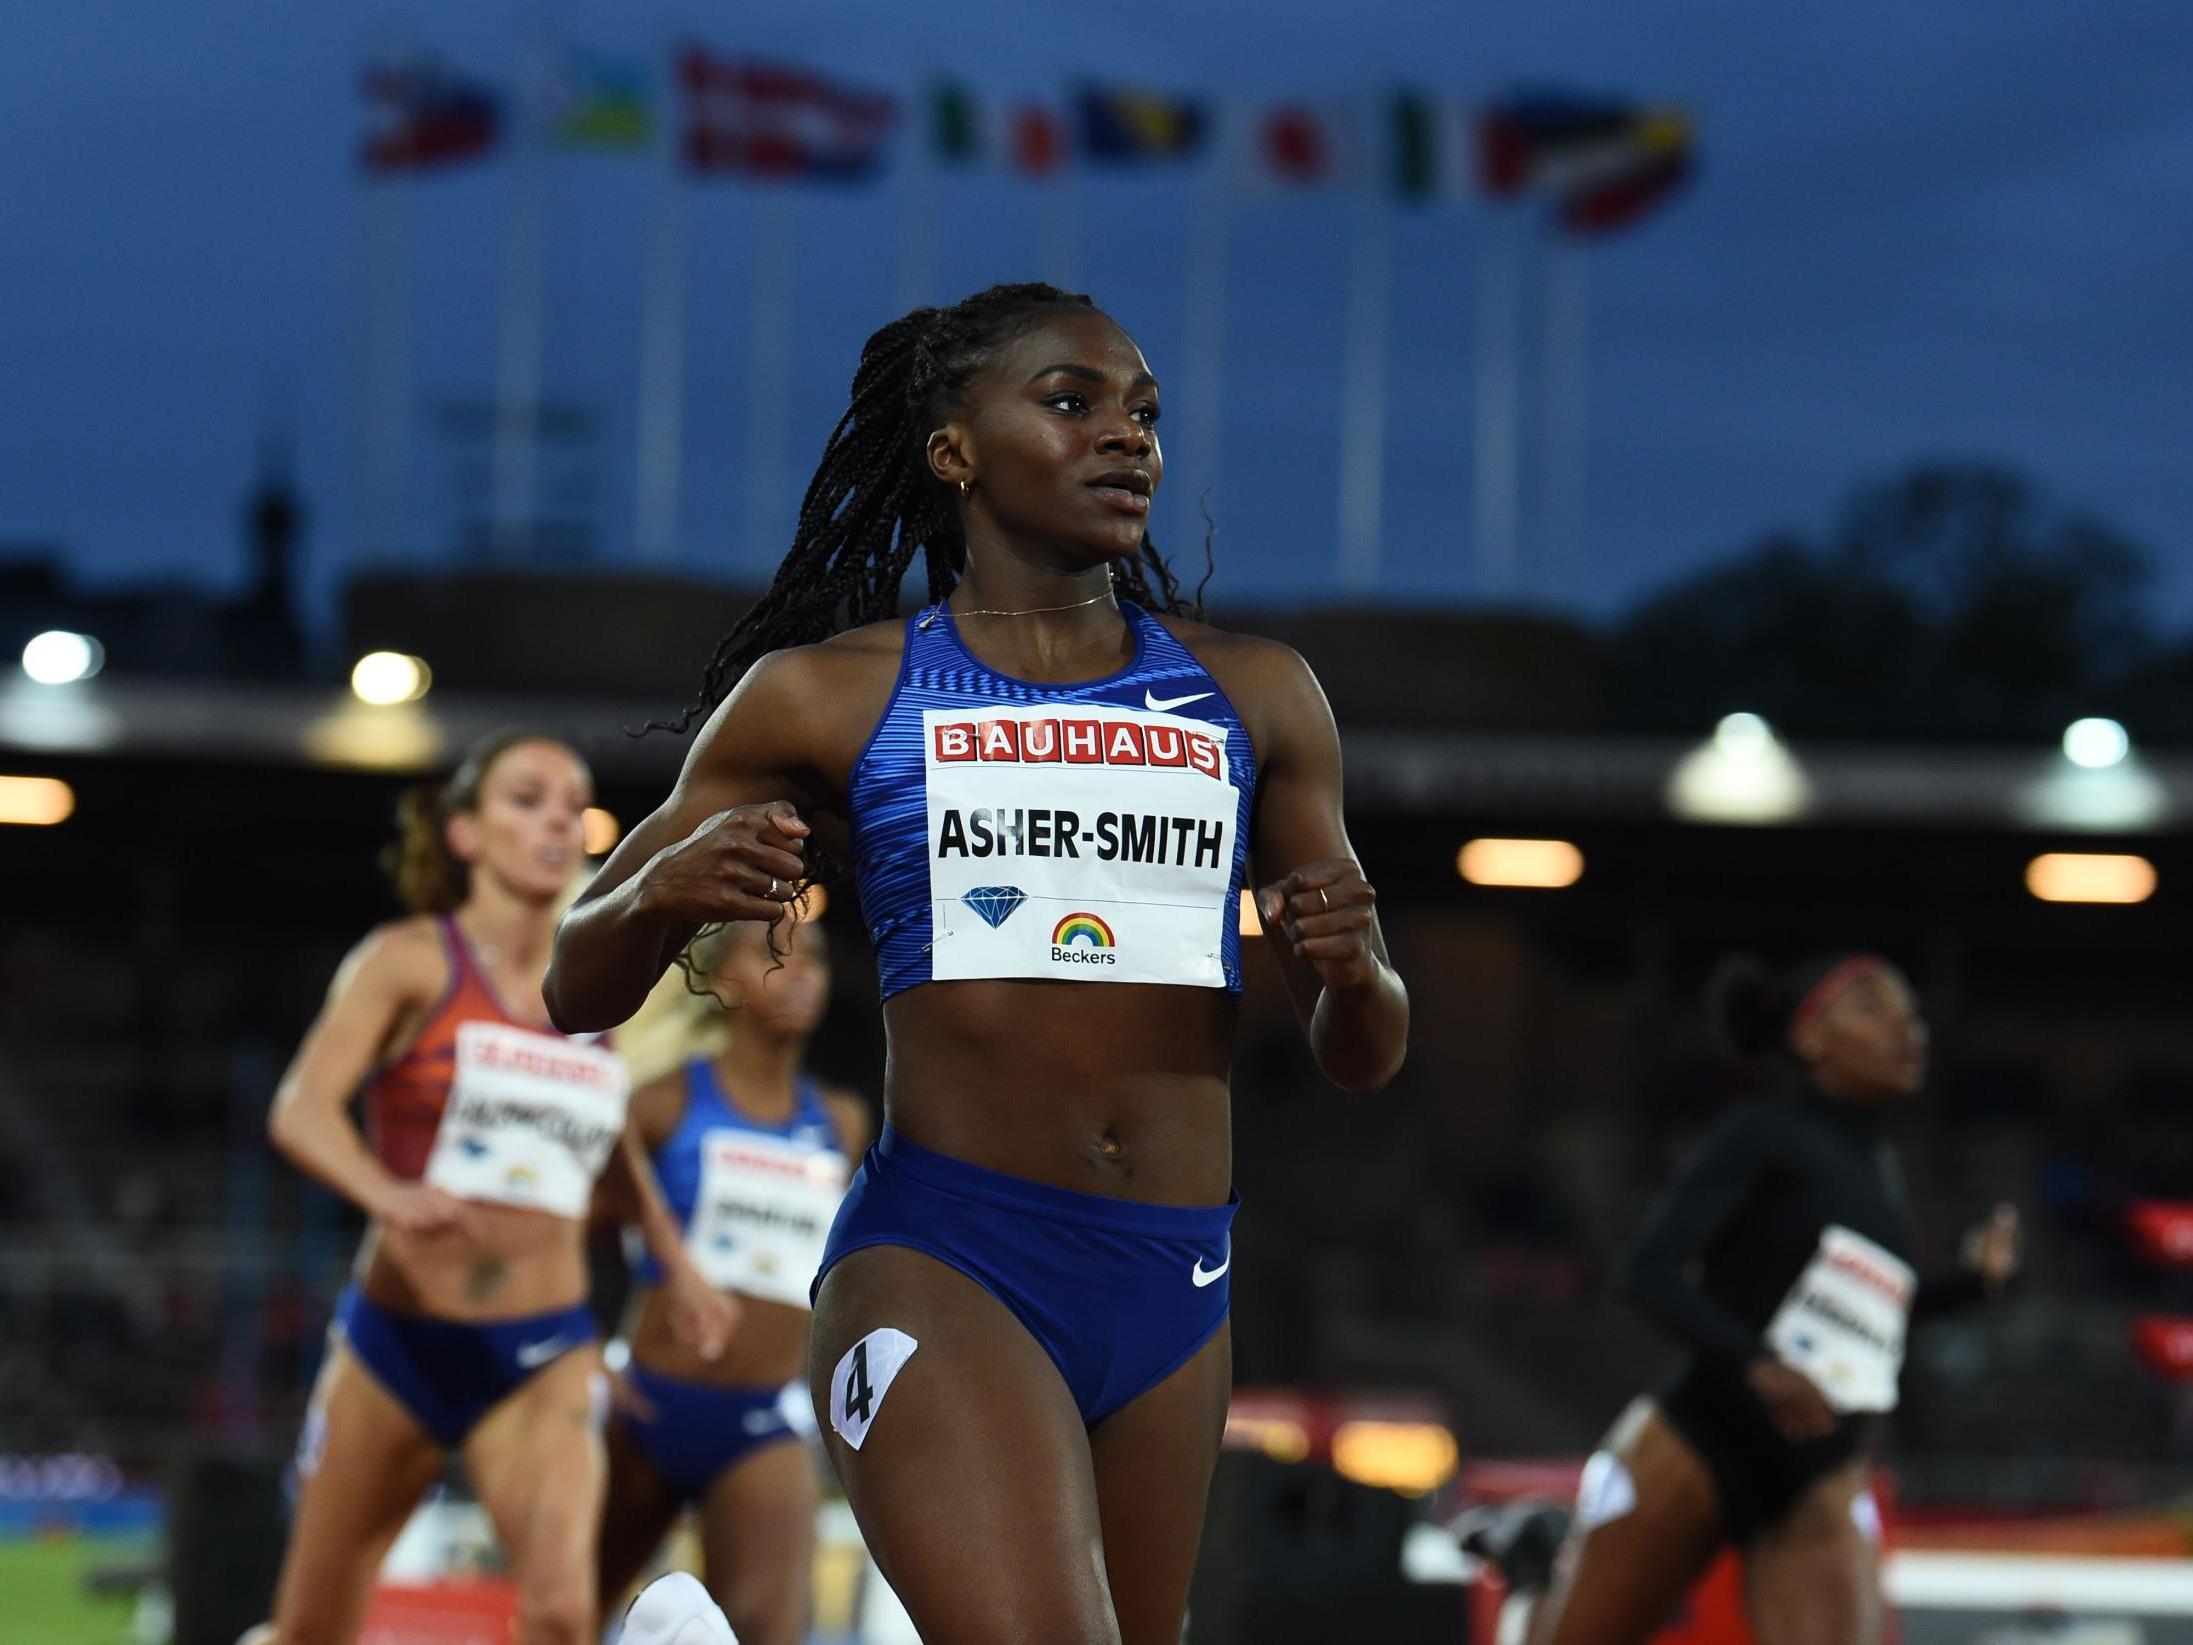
left=270, top=1344, right=444, bottom=1645
left=1526, top=1401, right=1727, bottom=1645
left=1743, top=1460, right=1881, bottom=1645
left=1089, top=1323, right=1231, bottom=1645
left=594, top=1418, right=684, bottom=1626
left=697, top=1432, right=818, bottom=1645
left=810, top=1245, right=1120, bottom=1645
left=464, top=1348, right=608, bottom=1645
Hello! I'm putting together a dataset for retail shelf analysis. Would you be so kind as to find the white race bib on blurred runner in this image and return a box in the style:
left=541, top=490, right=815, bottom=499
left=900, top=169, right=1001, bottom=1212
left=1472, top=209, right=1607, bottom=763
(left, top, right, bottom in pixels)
left=1765, top=1223, right=1915, bottom=1413
left=685, top=1129, right=848, bottom=1306
left=422, top=1022, right=628, bottom=1218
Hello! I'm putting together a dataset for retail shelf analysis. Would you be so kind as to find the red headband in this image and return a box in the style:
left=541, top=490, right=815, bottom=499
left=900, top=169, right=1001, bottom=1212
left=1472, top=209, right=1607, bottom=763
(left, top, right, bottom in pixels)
left=1788, top=955, right=1892, bottom=1043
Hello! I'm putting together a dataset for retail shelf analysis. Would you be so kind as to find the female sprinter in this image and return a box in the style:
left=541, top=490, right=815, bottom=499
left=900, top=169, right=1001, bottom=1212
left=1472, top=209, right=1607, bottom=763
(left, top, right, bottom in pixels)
left=1519, top=953, right=2021, bottom=1645
left=263, top=730, right=731, bottom=1645
left=547, top=282, right=1409, bottom=1645
left=596, top=912, right=869, bottom=1642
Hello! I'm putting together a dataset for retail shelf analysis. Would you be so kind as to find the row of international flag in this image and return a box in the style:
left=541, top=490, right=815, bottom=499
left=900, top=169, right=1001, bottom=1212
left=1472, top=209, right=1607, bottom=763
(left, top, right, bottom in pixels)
left=363, top=45, right=1695, bottom=235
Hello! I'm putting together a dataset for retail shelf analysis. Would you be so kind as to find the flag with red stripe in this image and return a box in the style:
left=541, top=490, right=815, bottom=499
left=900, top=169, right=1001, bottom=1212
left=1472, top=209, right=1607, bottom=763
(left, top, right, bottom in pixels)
left=360, top=55, right=501, bottom=173
left=678, top=48, right=897, bottom=181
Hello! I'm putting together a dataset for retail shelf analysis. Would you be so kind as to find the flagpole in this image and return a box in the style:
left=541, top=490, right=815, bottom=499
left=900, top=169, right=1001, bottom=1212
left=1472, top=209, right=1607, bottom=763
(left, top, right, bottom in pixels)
left=744, top=190, right=798, bottom=571
left=634, top=141, right=689, bottom=567
left=357, top=175, right=412, bottom=563
left=896, top=124, right=937, bottom=312
left=1175, top=110, right=1232, bottom=563
left=491, top=33, right=551, bottom=560
left=1336, top=191, right=1392, bottom=592
left=1473, top=206, right=1522, bottom=595
left=1038, top=168, right=1079, bottom=288
left=1541, top=230, right=1588, bottom=602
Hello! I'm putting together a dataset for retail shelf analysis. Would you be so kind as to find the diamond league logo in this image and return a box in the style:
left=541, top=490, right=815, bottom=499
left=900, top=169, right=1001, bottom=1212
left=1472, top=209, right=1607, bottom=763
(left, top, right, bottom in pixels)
left=960, top=886, right=1027, bottom=929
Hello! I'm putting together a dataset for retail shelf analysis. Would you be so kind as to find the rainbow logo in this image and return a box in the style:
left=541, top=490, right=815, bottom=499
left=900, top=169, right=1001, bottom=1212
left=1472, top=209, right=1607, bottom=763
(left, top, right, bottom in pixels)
left=1051, top=913, right=1116, bottom=949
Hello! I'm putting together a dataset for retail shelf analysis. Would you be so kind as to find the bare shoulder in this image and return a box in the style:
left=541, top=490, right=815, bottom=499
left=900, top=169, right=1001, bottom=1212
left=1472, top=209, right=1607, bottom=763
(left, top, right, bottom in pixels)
left=1151, top=612, right=1329, bottom=750
left=685, top=620, right=911, bottom=792
left=626, top=1065, right=690, bottom=1142
left=335, top=914, right=449, bottom=1002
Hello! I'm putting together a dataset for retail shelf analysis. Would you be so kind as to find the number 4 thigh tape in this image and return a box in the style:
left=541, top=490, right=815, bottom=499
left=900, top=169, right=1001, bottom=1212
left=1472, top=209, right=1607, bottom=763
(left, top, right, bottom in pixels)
left=830, top=1328, right=919, bottom=1451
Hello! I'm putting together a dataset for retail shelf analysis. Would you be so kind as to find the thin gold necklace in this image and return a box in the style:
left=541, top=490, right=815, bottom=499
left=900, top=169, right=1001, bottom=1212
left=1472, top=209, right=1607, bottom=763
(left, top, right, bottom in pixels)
left=920, top=586, right=1119, bottom=626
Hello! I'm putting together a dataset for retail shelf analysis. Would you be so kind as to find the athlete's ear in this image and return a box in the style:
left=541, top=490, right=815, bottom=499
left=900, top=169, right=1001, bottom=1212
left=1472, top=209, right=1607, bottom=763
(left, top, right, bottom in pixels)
left=926, top=423, right=975, bottom=493
left=444, top=809, right=483, bottom=867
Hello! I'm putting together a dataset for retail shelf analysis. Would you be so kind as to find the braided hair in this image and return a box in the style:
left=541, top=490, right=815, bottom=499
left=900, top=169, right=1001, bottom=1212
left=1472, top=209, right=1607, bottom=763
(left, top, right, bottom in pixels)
left=652, top=282, right=1208, bottom=735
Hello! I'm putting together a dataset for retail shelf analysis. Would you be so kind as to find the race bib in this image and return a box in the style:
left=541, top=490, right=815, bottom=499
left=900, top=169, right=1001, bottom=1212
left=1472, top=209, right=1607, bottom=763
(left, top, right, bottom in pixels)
left=421, top=1022, right=628, bottom=1218
left=687, top=1129, right=849, bottom=1306
left=1764, top=1224, right=1916, bottom=1413
left=924, top=705, right=1238, bottom=987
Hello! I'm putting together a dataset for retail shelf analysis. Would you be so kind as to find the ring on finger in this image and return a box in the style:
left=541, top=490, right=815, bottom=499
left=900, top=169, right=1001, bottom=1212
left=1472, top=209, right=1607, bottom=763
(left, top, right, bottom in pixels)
left=769, top=877, right=781, bottom=898
left=1318, top=886, right=1331, bottom=910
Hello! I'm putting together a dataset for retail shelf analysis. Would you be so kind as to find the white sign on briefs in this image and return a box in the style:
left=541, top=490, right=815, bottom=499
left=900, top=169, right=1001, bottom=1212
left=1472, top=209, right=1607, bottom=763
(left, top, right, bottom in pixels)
left=687, top=1129, right=850, bottom=1306
left=922, top=703, right=1239, bottom=987
left=423, top=1022, right=629, bottom=1219
left=1765, top=1223, right=1917, bottom=1413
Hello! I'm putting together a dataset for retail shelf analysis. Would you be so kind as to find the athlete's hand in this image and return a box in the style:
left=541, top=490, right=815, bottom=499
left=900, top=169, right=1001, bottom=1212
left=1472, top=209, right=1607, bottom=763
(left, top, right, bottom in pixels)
left=1746, top=1357, right=1839, bottom=1442
left=1257, top=860, right=1379, bottom=989
left=370, top=1182, right=477, bottom=1241
left=1963, top=1203, right=2021, bottom=1294
left=665, top=1262, right=739, bottom=1361
left=640, top=801, right=809, bottom=925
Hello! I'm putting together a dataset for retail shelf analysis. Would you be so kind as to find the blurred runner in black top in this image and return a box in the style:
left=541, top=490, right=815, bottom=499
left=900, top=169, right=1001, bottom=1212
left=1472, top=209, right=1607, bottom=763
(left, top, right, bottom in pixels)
left=1519, top=952, right=2021, bottom=1645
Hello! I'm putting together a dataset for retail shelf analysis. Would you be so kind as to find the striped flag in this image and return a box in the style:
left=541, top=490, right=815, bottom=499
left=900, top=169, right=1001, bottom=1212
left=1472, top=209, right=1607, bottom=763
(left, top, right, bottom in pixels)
left=1386, top=91, right=1470, bottom=203
left=678, top=48, right=897, bottom=181
left=1475, top=91, right=1695, bottom=234
left=360, top=55, right=501, bottom=173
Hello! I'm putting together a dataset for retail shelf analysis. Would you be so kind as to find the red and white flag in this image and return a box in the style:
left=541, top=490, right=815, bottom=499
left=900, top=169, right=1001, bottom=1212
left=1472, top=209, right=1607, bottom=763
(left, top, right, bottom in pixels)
left=678, top=48, right=896, bottom=181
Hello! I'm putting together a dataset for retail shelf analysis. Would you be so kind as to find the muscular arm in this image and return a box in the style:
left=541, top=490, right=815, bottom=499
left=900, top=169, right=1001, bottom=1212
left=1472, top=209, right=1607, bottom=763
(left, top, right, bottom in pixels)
left=1615, top=1106, right=1779, bottom=1365
left=1242, top=643, right=1409, bottom=1094
left=546, top=651, right=827, bottom=1033
left=266, top=922, right=433, bottom=1217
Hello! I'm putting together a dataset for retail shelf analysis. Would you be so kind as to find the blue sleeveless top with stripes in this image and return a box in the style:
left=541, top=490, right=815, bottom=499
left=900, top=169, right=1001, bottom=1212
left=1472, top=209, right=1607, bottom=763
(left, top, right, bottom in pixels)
left=849, top=600, right=1257, bottom=1001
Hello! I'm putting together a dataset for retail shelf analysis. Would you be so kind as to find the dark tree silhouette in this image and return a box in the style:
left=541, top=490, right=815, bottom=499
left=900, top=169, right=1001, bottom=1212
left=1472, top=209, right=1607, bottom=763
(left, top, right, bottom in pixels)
left=1609, top=464, right=2157, bottom=740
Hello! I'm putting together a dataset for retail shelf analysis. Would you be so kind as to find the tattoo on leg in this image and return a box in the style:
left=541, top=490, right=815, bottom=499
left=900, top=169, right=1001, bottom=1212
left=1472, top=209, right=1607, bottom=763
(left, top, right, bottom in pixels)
left=465, top=1255, right=508, bottom=1304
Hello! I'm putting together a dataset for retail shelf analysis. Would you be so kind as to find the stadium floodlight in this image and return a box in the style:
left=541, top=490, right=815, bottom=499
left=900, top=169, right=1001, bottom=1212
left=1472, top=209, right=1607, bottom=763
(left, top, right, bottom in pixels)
left=20, top=631, right=104, bottom=686
left=0, top=775, right=76, bottom=826
left=350, top=651, right=432, bottom=706
left=2062, top=718, right=2130, bottom=770
left=582, top=807, right=621, bottom=857
left=2025, top=853, right=2156, bottom=906
left=1457, top=838, right=1585, bottom=889
left=1666, top=712, right=1812, bottom=825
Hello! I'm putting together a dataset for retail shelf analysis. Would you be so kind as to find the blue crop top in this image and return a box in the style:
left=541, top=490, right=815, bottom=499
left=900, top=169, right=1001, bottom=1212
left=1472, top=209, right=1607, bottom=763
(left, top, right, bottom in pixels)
left=848, top=600, right=1257, bottom=1000
left=629, top=1057, right=844, bottom=1287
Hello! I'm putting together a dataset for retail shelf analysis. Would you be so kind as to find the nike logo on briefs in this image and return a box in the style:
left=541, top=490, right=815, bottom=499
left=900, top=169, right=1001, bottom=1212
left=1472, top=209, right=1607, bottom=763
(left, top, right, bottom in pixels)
left=515, top=1336, right=572, bottom=1369
left=1192, top=1253, right=1230, bottom=1287
left=742, top=1408, right=786, bottom=1435
left=1144, top=688, right=1213, bottom=713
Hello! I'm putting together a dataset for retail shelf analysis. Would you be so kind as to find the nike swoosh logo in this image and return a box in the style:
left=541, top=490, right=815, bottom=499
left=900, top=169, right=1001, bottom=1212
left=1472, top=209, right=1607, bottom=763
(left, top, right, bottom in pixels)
left=514, top=1336, right=573, bottom=1370
left=742, top=1409, right=786, bottom=1435
left=1145, top=689, right=1213, bottom=714
left=1191, top=1254, right=1230, bottom=1288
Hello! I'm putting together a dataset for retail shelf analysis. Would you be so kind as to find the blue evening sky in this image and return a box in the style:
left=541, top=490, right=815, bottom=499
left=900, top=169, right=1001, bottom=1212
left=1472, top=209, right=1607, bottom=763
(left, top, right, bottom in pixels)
left=2, top=1, right=2188, bottom=637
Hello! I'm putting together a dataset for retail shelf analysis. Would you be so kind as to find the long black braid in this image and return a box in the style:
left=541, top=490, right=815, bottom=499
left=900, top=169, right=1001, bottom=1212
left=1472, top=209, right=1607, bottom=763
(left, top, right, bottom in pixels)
left=648, top=281, right=1208, bottom=737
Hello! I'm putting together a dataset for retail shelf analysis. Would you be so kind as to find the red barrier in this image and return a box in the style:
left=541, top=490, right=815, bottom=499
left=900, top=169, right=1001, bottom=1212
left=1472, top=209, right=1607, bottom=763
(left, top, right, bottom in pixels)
left=359, top=1582, right=517, bottom=1645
